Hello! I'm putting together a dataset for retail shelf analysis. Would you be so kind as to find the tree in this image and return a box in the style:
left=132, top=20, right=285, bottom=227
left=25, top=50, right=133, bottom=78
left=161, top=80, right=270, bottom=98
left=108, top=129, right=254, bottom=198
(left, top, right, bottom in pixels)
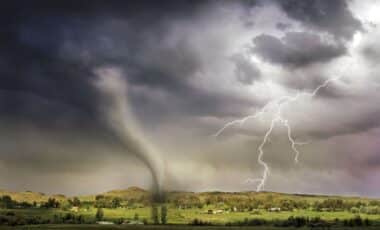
left=151, top=205, right=159, bottom=224
left=43, top=198, right=60, bottom=208
left=94, top=195, right=107, bottom=208
left=71, top=197, right=81, bottom=207
left=161, top=205, right=167, bottom=224
left=111, top=197, right=122, bottom=208
left=95, top=195, right=105, bottom=200
left=0, top=195, right=14, bottom=209
left=95, top=207, right=104, bottom=221
left=134, top=213, right=139, bottom=221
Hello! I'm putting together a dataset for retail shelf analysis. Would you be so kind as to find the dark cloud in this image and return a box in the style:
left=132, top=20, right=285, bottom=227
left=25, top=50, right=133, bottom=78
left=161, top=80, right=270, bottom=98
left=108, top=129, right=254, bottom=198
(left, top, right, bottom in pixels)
left=230, top=54, right=261, bottom=85
left=361, top=44, right=380, bottom=64
left=275, top=0, right=363, bottom=40
left=252, top=32, right=346, bottom=68
left=0, top=0, right=378, bottom=197
left=0, top=0, right=261, bottom=179
left=0, top=0, right=244, bottom=129
left=276, top=22, right=292, bottom=31
left=0, top=1, right=208, bottom=181
left=366, top=154, right=380, bottom=169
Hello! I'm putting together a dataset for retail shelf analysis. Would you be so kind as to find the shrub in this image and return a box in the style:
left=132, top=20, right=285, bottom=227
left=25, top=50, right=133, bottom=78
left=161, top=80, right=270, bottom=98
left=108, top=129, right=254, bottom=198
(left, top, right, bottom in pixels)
left=151, top=205, right=159, bottom=224
left=142, top=218, right=148, bottom=225
left=226, top=218, right=266, bottom=226
left=190, top=218, right=212, bottom=226
left=161, top=205, right=167, bottom=224
left=95, top=207, right=104, bottom=221
left=344, top=215, right=364, bottom=227
left=350, top=207, right=359, bottom=214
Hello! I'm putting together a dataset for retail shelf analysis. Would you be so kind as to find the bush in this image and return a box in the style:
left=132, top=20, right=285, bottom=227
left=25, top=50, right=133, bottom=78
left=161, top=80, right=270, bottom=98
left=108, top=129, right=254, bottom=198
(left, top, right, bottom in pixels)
left=151, top=205, right=159, bottom=224
left=343, top=215, right=365, bottom=227
left=5, top=211, right=15, bottom=216
left=115, top=218, right=124, bottom=225
left=134, top=213, right=139, bottom=221
left=142, top=218, right=148, bottom=225
left=361, top=206, right=380, bottom=215
left=226, top=218, right=266, bottom=226
left=41, top=198, right=60, bottom=208
left=95, top=208, right=104, bottom=221
left=350, top=207, right=359, bottom=214
left=190, top=218, right=212, bottom=226
left=274, top=216, right=307, bottom=227
left=161, top=205, right=167, bottom=224
left=0, top=196, right=15, bottom=209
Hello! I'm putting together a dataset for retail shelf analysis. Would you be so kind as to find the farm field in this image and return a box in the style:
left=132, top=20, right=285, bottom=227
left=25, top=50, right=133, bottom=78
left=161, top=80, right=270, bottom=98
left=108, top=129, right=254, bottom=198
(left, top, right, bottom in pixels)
left=3, top=225, right=380, bottom=230
left=1, top=187, right=379, bottom=228
left=2, top=207, right=380, bottom=224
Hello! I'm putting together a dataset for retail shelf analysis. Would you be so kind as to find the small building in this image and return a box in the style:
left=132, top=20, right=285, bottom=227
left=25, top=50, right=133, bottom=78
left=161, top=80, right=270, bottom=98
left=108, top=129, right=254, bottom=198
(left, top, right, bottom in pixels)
left=268, top=207, right=281, bottom=212
left=214, top=209, right=224, bottom=214
left=207, top=209, right=224, bottom=214
left=123, top=220, right=144, bottom=225
left=96, top=221, right=115, bottom=225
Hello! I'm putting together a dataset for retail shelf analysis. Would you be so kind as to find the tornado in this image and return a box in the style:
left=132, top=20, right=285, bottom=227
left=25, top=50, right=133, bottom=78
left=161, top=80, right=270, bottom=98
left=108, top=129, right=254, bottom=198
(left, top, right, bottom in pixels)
left=94, top=67, right=165, bottom=202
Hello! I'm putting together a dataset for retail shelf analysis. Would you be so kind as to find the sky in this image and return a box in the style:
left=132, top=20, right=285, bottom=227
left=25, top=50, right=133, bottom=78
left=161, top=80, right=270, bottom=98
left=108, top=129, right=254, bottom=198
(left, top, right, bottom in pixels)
left=0, top=0, right=379, bottom=197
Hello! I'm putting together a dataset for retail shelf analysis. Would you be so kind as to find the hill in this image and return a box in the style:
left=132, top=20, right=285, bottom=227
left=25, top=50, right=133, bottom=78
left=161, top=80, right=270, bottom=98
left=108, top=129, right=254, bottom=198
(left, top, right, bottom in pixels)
left=0, top=190, right=66, bottom=203
left=1, top=187, right=379, bottom=227
left=1, top=187, right=377, bottom=205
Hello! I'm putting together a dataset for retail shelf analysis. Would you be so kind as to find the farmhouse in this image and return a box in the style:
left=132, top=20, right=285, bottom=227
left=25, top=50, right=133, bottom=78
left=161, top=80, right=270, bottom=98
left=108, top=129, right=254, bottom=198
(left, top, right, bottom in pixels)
left=122, top=220, right=144, bottom=225
left=207, top=209, right=224, bottom=214
left=268, top=207, right=281, bottom=212
left=96, top=221, right=114, bottom=225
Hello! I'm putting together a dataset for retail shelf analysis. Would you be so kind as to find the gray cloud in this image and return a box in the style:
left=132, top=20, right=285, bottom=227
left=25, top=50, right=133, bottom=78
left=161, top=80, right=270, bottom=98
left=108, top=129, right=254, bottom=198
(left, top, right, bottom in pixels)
left=366, top=154, right=380, bottom=169
left=252, top=32, right=347, bottom=68
left=275, top=0, right=363, bottom=40
left=230, top=54, right=261, bottom=84
left=0, top=0, right=379, bottom=197
left=276, top=22, right=292, bottom=31
left=361, top=44, right=380, bottom=64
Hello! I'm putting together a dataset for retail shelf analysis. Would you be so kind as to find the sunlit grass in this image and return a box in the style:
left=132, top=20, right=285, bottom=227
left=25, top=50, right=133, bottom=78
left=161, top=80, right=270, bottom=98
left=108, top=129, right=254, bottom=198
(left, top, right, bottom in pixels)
left=2, top=207, right=380, bottom=224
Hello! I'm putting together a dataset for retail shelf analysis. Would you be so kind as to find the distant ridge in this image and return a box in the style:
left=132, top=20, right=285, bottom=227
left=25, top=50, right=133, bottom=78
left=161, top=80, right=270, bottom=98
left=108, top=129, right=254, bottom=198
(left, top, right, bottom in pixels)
left=0, top=189, right=67, bottom=202
left=0, top=186, right=377, bottom=203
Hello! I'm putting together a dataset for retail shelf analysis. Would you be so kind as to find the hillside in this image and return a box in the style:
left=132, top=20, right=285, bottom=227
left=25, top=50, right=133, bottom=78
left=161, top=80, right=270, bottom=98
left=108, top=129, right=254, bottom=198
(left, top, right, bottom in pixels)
left=1, top=187, right=379, bottom=227
left=0, top=187, right=377, bottom=204
left=0, top=190, right=66, bottom=203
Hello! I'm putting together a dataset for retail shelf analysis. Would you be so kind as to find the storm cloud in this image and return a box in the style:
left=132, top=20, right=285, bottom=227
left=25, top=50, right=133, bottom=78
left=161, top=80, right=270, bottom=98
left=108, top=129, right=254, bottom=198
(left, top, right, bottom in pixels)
left=231, top=54, right=261, bottom=84
left=275, top=0, right=363, bottom=40
left=0, top=0, right=379, bottom=197
left=252, top=32, right=347, bottom=68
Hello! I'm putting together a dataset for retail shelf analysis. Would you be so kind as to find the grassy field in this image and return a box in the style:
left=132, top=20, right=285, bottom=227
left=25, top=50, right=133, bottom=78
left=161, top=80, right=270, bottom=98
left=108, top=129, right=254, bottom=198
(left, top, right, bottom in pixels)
left=0, top=224, right=320, bottom=229
left=3, top=225, right=380, bottom=230
left=1, top=187, right=379, bottom=228
left=1, top=207, right=380, bottom=224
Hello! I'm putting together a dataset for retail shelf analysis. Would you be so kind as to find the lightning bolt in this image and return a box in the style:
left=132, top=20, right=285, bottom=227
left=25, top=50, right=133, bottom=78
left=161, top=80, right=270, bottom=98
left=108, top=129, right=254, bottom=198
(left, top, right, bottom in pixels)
left=214, top=76, right=341, bottom=191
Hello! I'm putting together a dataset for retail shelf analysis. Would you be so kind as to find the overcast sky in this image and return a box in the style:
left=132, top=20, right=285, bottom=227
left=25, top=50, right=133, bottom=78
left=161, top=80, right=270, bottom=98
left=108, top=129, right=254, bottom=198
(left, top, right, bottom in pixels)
left=0, top=0, right=379, bottom=197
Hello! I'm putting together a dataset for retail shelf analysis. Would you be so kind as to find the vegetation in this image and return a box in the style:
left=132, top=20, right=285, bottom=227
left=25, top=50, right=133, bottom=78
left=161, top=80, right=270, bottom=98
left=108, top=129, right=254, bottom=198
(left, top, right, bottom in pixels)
left=96, top=208, right=104, bottom=221
left=151, top=205, right=159, bottom=224
left=160, top=205, right=167, bottom=224
left=0, top=187, right=379, bottom=228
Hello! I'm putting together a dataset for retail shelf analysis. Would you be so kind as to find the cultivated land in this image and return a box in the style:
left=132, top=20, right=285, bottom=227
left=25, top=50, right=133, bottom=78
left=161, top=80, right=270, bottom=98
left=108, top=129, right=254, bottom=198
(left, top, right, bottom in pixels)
left=0, top=187, right=379, bottom=229
left=4, top=225, right=380, bottom=230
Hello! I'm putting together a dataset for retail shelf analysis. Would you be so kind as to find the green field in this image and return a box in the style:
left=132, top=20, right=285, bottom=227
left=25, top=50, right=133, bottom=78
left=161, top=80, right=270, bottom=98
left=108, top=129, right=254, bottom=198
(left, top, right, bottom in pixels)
left=1, top=187, right=379, bottom=228
left=1, top=206, right=379, bottom=224
left=3, top=225, right=380, bottom=230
